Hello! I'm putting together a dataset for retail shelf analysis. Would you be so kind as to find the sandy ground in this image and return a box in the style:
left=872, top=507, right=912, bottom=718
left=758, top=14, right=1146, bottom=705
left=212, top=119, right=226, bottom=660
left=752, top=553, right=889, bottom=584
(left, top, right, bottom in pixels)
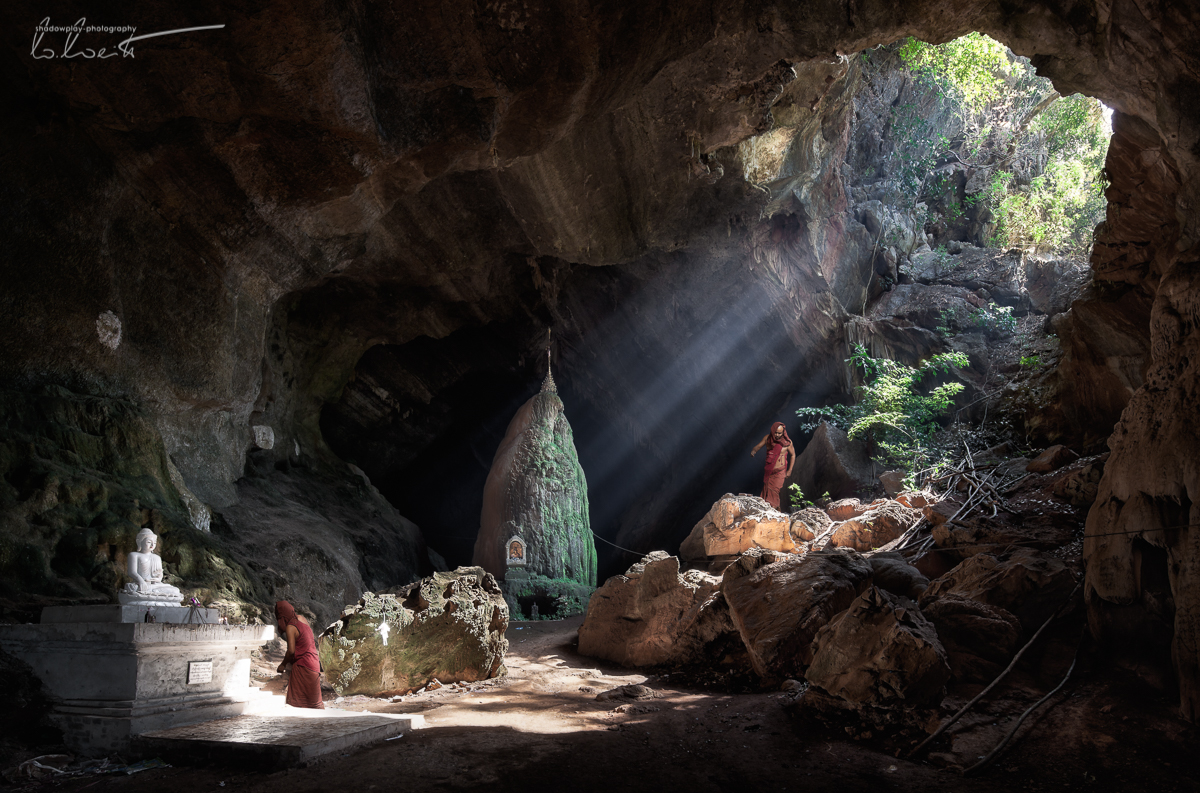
left=11, top=616, right=1200, bottom=793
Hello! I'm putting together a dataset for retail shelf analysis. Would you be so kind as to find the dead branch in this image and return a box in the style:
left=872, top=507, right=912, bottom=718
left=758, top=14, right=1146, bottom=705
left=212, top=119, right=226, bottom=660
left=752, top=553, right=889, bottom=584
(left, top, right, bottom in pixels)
left=907, top=580, right=1082, bottom=759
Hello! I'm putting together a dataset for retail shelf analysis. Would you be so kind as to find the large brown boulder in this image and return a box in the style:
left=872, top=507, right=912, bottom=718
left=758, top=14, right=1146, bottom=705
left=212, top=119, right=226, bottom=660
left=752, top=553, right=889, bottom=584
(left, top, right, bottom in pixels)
left=679, top=495, right=809, bottom=560
left=786, top=421, right=876, bottom=502
left=1025, top=444, right=1080, bottom=473
left=920, top=548, right=1076, bottom=631
left=722, top=547, right=873, bottom=680
left=319, top=567, right=508, bottom=696
left=921, top=594, right=1023, bottom=682
left=829, top=501, right=921, bottom=551
left=806, top=587, right=950, bottom=707
left=867, top=552, right=930, bottom=600
left=577, top=552, right=733, bottom=668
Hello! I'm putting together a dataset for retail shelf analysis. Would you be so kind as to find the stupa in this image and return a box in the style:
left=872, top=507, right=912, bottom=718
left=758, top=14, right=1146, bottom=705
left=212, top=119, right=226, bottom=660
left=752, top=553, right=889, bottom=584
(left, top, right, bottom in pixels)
left=472, top=346, right=597, bottom=619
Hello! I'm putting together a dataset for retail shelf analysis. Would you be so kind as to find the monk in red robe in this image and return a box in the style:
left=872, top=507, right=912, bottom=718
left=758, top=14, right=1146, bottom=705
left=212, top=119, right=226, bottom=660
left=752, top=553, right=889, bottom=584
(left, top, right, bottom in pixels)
left=275, top=601, right=325, bottom=709
left=750, top=421, right=795, bottom=510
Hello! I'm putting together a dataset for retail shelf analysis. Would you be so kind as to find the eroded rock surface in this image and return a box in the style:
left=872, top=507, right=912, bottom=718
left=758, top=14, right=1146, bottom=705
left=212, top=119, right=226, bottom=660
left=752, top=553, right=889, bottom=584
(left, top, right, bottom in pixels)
left=577, top=552, right=733, bottom=668
left=319, top=567, right=508, bottom=697
left=722, top=547, right=873, bottom=680
left=679, top=495, right=808, bottom=560
left=921, top=548, right=1077, bottom=631
left=829, top=502, right=921, bottom=552
left=806, top=587, right=950, bottom=708
left=922, top=594, right=1023, bottom=682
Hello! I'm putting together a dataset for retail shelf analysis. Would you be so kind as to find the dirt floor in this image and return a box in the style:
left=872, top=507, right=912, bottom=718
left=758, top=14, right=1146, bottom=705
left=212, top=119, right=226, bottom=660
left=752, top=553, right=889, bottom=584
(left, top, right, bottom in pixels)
left=7, top=615, right=1198, bottom=793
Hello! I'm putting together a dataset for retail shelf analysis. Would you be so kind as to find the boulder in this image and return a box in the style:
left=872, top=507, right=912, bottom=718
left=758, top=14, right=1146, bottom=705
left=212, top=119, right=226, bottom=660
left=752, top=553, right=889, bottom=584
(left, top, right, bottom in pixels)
left=722, top=547, right=873, bottom=680
left=826, top=498, right=869, bottom=521
left=319, top=567, right=508, bottom=696
left=577, top=552, right=734, bottom=668
left=806, top=587, right=950, bottom=707
left=879, top=470, right=907, bottom=496
left=789, top=507, right=833, bottom=542
left=921, top=594, right=1023, bottom=682
left=786, top=421, right=876, bottom=502
left=829, top=502, right=922, bottom=552
left=1051, top=456, right=1107, bottom=507
left=920, top=548, right=1077, bottom=631
left=922, top=497, right=962, bottom=526
left=679, top=494, right=808, bottom=560
left=867, top=552, right=930, bottom=599
left=895, top=491, right=933, bottom=509
left=932, top=513, right=1078, bottom=557
left=1025, top=444, right=1080, bottom=473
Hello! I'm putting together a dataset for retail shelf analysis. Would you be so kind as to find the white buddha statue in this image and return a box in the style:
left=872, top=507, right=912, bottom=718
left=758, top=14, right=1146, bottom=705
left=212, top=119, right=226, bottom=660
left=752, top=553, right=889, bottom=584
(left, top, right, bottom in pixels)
left=117, top=527, right=184, bottom=606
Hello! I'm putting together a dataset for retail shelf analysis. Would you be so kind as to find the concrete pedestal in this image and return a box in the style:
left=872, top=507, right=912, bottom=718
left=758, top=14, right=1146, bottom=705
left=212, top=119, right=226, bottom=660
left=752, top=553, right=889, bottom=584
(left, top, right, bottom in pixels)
left=0, top=609, right=273, bottom=756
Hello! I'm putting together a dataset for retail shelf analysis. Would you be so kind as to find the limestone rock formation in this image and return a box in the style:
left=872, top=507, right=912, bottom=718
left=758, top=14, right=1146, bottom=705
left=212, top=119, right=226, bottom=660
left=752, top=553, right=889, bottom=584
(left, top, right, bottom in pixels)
left=867, top=553, right=930, bottom=600
left=829, top=501, right=922, bottom=552
left=1026, top=445, right=1079, bottom=473
left=0, top=387, right=271, bottom=622
left=826, top=498, right=872, bottom=522
left=577, top=552, right=733, bottom=668
left=790, top=507, right=833, bottom=542
left=921, top=549, right=1077, bottom=631
left=679, top=495, right=810, bottom=561
left=473, top=382, right=596, bottom=589
left=806, top=587, right=950, bottom=708
left=319, top=567, right=508, bottom=697
left=921, top=594, right=1023, bottom=682
left=722, top=547, right=873, bottom=681
left=787, top=422, right=876, bottom=502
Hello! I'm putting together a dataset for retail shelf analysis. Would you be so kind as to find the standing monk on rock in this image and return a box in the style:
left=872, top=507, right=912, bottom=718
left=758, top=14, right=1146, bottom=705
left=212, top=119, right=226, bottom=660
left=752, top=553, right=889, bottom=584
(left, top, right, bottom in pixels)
left=750, top=422, right=795, bottom=510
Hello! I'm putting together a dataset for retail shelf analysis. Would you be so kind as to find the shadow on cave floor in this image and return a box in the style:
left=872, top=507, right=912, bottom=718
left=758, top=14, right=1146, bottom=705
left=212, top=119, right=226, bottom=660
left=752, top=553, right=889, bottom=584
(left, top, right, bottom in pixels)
left=37, top=618, right=1199, bottom=793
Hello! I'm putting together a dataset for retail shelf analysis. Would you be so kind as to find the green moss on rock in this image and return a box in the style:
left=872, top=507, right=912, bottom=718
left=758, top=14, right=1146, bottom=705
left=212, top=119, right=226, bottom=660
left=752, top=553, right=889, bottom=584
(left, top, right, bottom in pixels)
left=318, top=566, right=509, bottom=696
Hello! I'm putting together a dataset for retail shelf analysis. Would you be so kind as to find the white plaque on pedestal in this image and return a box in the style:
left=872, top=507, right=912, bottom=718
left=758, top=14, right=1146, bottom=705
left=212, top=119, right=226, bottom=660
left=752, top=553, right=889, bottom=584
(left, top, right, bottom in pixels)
left=187, top=661, right=213, bottom=685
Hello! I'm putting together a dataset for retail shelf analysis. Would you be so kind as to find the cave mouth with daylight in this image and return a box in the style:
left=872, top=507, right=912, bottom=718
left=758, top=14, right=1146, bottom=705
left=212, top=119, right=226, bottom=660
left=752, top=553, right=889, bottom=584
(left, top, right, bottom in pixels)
left=1, top=2, right=1198, bottom=790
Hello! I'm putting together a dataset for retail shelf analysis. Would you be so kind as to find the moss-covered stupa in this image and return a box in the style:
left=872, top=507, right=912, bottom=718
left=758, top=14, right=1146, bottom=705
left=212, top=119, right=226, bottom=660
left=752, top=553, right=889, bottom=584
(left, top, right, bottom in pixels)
left=472, top=353, right=596, bottom=619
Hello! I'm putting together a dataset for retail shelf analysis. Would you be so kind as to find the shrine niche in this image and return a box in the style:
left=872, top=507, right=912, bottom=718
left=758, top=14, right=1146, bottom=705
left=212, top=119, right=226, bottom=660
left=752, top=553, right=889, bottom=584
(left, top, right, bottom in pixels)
left=506, top=536, right=527, bottom=566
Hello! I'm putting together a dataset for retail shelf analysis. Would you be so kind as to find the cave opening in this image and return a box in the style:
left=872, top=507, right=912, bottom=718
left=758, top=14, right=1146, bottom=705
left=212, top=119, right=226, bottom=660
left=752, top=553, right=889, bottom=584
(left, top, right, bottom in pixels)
left=316, top=31, right=1118, bottom=580
left=3, top=0, right=1199, bottom=774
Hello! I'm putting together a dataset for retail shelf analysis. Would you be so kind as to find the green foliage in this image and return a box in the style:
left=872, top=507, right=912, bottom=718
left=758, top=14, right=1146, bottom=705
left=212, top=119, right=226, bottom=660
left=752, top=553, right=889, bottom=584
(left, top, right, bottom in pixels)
left=936, top=301, right=1015, bottom=338
left=786, top=485, right=830, bottom=511
left=796, top=345, right=969, bottom=474
left=898, top=33, right=1013, bottom=113
left=969, top=301, right=1017, bottom=335
left=889, top=34, right=1110, bottom=257
left=787, top=484, right=813, bottom=509
left=1020, top=354, right=1042, bottom=368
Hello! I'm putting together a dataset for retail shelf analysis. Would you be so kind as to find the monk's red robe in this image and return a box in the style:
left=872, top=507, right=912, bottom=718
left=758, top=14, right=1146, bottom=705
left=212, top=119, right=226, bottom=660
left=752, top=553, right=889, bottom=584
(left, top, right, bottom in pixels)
left=760, top=440, right=792, bottom=509
left=283, top=618, right=325, bottom=709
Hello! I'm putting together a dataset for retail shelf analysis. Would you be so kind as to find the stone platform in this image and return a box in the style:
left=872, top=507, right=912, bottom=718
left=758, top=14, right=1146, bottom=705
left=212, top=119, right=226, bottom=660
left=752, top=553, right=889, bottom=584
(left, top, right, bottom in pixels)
left=41, top=604, right=220, bottom=624
left=0, top=607, right=273, bottom=756
left=137, top=709, right=425, bottom=768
